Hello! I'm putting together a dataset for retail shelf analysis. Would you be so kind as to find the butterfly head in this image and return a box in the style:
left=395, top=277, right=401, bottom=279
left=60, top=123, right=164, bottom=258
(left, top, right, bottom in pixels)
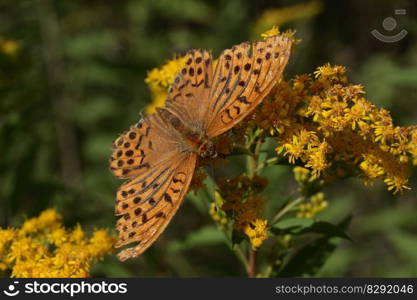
left=198, top=140, right=217, bottom=158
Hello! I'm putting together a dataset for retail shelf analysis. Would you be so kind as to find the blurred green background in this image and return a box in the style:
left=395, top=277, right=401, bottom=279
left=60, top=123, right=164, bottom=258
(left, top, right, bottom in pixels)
left=1, top=0, right=417, bottom=277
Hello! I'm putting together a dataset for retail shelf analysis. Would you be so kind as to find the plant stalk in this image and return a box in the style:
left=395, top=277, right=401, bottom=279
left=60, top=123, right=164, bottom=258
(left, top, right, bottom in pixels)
left=271, top=196, right=305, bottom=225
left=248, top=248, right=257, bottom=278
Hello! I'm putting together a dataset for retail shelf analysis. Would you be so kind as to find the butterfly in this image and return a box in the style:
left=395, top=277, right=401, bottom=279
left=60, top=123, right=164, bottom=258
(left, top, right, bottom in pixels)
left=109, top=35, right=292, bottom=261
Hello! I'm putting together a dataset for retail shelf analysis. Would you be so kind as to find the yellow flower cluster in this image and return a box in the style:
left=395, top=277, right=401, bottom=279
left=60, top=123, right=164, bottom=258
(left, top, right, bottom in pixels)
left=140, top=29, right=417, bottom=258
left=218, top=175, right=269, bottom=249
left=293, top=166, right=312, bottom=183
left=209, top=192, right=228, bottom=226
left=296, top=192, right=328, bottom=218
left=0, top=209, right=115, bottom=278
left=0, top=38, right=19, bottom=56
left=242, top=219, right=268, bottom=250
left=258, top=64, right=416, bottom=193
left=144, top=57, right=186, bottom=114
left=260, top=26, right=299, bottom=47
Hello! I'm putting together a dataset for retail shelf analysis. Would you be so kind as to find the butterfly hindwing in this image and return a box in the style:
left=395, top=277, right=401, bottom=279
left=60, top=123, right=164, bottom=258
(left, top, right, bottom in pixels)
left=110, top=114, right=182, bottom=179
left=110, top=114, right=197, bottom=260
left=115, top=153, right=197, bottom=261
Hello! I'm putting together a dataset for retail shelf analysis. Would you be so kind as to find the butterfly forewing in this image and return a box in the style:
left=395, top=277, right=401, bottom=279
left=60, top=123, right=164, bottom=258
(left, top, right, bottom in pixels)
left=165, top=49, right=213, bottom=128
left=206, top=35, right=292, bottom=137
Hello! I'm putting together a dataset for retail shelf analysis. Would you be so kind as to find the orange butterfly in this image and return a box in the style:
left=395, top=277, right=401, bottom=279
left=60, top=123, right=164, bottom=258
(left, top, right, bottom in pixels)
left=109, top=35, right=292, bottom=261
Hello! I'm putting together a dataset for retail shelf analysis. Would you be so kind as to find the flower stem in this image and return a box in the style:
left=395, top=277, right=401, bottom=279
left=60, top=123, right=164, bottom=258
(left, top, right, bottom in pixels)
left=256, top=157, right=279, bottom=171
left=202, top=187, right=250, bottom=270
left=235, top=246, right=250, bottom=271
left=248, top=249, right=257, bottom=277
left=244, top=130, right=264, bottom=277
left=270, top=196, right=305, bottom=225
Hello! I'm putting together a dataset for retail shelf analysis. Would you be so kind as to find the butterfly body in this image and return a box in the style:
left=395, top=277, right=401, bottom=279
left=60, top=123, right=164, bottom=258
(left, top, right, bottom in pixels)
left=157, top=106, right=216, bottom=158
left=110, top=35, right=292, bottom=261
left=179, top=125, right=217, bottom=158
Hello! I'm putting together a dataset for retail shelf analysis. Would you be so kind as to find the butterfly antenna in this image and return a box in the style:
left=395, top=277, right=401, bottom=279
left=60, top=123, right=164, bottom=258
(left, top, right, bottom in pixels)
left=138, top=109, right=145, bottom=119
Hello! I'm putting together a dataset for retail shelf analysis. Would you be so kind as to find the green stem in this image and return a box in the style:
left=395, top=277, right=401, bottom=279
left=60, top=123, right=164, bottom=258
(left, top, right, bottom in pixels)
left=201, top=186, right=249, bottom=269
left=234, top=245, right=250, bottom=271
left=247, top=155, right=257, bottom=178
left=244, top=130, right=265, bottom=277
left=270, top=196, right=305, bottom=225
left=256, top=157, right=279, bottom=172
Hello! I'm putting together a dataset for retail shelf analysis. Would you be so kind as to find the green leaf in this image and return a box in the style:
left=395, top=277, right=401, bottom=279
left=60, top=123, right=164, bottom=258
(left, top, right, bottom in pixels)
left=270, top=226, right=303, bottom=236
left=273, top=217, right=315, bottom=229
left=277, top=236, right=339, bottom=277
left=274, top=216, right=353, bottom=277
left=167, top=225, right=225, bottom=252
left=271, top=217, right=352, bottom=241
left=299, top=221, right=352, bottom=241
left=270, top=218, right=314, bottom=235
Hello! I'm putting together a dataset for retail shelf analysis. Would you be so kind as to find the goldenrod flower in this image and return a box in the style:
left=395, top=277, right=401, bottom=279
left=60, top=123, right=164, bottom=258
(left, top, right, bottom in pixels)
left=261, top=26, right=281, bottom=39
left=209, top=202, right=228, bottom=226
left=142, top=32, right=417, bottom=195
left=243, top=219, right=268, bottom=250
left=214, top=174, right=269, bottom=248
left=297, top=192, right=328, bottom=218
left=0, top=39, right=19, bottom=56
left=144, top=57, right=186, bottom=114
left=0, top=209, right=115, bottom=278
left=255, top=63, right=416, bottom=193
left=293, top=166, right=311, bottom=183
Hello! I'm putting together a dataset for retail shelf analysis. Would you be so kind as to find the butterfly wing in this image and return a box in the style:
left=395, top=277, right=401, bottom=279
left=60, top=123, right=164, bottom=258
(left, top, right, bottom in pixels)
left=206, top=35, right=292, bottom=138
left=162, top=35, right=291, bottom=138
left=110, top=115, right=197, bottom=261
left=164, top=49, right=214, bottom=128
